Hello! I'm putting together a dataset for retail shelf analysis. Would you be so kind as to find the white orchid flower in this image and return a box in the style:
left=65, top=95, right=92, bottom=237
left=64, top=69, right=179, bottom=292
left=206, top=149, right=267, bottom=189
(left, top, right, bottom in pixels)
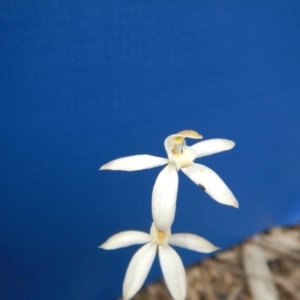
left=100, top=130, right=238, bottom=231
left=100, top=223, right=219, bottom=300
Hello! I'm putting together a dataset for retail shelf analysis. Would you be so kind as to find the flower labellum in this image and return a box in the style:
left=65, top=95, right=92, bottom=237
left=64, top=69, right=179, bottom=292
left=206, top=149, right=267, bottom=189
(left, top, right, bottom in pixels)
left=100, top=223, right=219, bottom=300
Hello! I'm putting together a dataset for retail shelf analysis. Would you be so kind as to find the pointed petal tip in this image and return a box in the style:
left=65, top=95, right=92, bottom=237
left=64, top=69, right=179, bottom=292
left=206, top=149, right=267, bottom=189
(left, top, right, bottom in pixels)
left=232, top=199, right=239, bottom=208
left=225, top=197, right=239, bottom=208
left=122, top=294, right=130, bottom=300
left=99, top=164, right=108, bottom=170
left=98, top=242, right=109, bottom=249
left=204, top=245, right=221, bottom=253
left=226, top=140, right=236, bottom=149
left=123, top=289, right=140, bottom=300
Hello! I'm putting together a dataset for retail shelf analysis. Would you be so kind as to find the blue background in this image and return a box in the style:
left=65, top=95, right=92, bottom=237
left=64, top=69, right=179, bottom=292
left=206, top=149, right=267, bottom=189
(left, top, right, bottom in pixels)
left=1, top=1, right=300, bottom=299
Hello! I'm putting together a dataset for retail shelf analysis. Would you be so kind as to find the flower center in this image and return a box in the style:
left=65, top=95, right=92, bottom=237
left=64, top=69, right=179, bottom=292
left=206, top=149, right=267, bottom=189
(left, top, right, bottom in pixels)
left=156, top=230, right=166, bottom=244
left=171, top=136, right=184, bottom=155
left=150, top=223, right=170, bottom=245
left=170, top=136, right=195, bottom=169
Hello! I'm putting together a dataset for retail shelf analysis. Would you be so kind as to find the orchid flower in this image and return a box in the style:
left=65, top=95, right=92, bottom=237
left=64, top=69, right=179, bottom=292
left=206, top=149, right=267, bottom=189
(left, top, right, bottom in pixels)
left=100, top=223, right=219, bottom=300
left=100, top=130, right=238, bottom=231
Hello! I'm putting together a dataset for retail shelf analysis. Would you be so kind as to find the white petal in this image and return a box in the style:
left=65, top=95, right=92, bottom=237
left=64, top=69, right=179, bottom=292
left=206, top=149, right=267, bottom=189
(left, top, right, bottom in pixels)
left=191, top=139, right=235, bottom=158
left=100, top=155, right=168, bottom=171
left=123, top=243, right=156, bottom=300
left=99, top=231, right=151, bottom=250
left=158, top=245, right=186, bottom=300
left=152, top=164, right=179, bottom=231
left=182, top=163, right=239, bottom=208
left=169, top=234, right=220, bottom=253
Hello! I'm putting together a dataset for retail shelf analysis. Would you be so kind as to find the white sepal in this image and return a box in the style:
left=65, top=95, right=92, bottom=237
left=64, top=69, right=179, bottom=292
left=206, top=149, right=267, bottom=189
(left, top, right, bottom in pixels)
left=182, top=163, right=239, bottom=208
left=191, top=139, right=235, bottom=158
left=123, top=242, right=156, bottom=300
left=100, top=155, right=168, bottom=171
left=99, top=231, right=151, bottom=250
left=152, top=164, right=179, bottom=231
left=176, top=130, right=203, bottom=139
left=158, top=245, right=186, bottom=300
left=169, top=233, right=220, bottom=253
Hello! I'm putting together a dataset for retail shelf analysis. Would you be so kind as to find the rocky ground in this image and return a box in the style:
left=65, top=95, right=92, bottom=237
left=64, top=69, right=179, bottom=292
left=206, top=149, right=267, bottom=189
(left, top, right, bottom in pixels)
left=122, top=224, right=300, bottom=300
